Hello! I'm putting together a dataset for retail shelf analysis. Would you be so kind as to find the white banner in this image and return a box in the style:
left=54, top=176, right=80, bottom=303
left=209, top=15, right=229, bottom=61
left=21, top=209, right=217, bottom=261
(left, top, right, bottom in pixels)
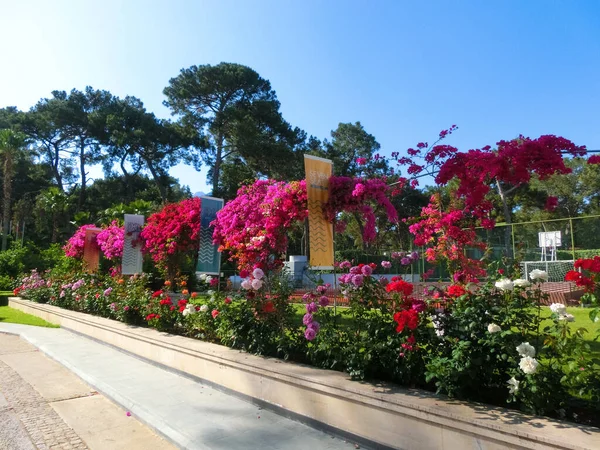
left=122, top=214, right=144, bottom=275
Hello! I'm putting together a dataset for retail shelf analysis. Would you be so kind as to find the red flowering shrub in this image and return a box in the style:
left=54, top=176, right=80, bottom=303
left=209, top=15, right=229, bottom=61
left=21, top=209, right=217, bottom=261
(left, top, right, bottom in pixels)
left=393, top=309, right=419, bottom=333
left=212, top=180, right=308, bottom=271
left=446, top=284, right=467, bottom=298
left=140, top=197, right=201, bottom=281
left=386, top=278, right=414, bottom=297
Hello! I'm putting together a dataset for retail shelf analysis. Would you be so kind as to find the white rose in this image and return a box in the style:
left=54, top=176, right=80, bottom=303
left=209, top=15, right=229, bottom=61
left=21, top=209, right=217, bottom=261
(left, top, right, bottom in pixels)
left=199, top=274, right=207, bottom=281
left=516, top=342, right=536, bottom=358
left=205, top=276, right=213, bottom=284
left=559, top=313, right=575, bottom=322
left=487, top=323, right=501, bottom=333
left=513, top=279, right=531, bottom=288
left=519, top=356, right=539, bottom=374
left=550, top=303, right=567, bottom=316
left=495, top=278, right=514, bottom=291
left=529, top=269, right=548, bottom=282
left=251, top=279, right=263, bottom=290
left=507, top=377, right=520, bottom=394
left=200, top=304, right=209, bottom=312
left=240, top=280, right=252, bottom=290
left=182, top=304, right=196, bottom=317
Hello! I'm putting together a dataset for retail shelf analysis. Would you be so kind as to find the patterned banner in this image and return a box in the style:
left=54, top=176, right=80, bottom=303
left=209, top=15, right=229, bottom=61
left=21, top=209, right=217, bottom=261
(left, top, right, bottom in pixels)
left=122, top=214, right=145, bottom=275
left=304, top=155, right=334, bottom=269
left=83, top=228, right=102, bottom=273
left=196, top=196, right=224, bottom=275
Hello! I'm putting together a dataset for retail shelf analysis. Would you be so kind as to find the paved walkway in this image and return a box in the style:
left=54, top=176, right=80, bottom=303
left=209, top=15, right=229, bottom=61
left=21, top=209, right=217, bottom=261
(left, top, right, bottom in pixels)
left=0, top=323, right=359, bottom=450
left=0, top=332, right=173, bottom=450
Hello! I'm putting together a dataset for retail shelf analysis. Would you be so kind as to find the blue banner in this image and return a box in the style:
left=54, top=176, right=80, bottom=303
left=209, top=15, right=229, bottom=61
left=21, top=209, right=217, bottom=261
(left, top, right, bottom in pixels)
left=196, top=196, right=224, bottom=275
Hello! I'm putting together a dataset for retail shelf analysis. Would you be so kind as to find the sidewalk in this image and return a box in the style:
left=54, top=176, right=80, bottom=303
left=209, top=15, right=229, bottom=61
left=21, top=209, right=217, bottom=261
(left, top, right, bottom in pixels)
left=0, top=331, right=173, bottom=450
left=0, top=323, right=359, bottom=450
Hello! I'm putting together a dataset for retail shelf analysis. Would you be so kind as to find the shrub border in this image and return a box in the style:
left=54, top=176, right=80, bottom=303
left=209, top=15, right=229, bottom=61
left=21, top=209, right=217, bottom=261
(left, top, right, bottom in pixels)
left=9, top=297, right=600, bottom=450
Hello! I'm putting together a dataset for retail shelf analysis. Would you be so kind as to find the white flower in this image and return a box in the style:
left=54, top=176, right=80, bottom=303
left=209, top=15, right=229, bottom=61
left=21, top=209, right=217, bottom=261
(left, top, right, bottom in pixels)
left=495, top=278, right=514, bottom=291
left=513, top=279, right=531, bottom=288
left=516, top=342, right=536, bottom=358
left=519, top=356, right=539, bottom=374
left=507, top=377, right=520, bottom=394
left=251, top=279, right=263, bottom=290
left=240, top=279, right=252, bottom=290
left=549, top=303, right=567, bottom=316
left=182, top=304, right=196, bottom=317
left=199, top=304, right=208, bottom=312
left=487, top=323, right=501, bottom=333
left=252, top=268, right=265, bottom=280
left=205, top=276, right=213, bottom=284
left=207, top=290, right=215, bottom=296
left=432, top=317, right=444, bottom=337
left=559, top=313, right=575, bottom=322
left=199, top=274, right=207, bottom=281
left=529, top=269, right=548, bottom=282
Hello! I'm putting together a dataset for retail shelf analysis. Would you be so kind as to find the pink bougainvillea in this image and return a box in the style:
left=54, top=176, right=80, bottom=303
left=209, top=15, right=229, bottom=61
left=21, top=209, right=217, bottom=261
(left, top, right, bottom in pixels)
left=63, top=224, right=97, bottom=258
left=324, top=177, right=398, bottom=242
left=96, top=221, right=125, bottom=261
left=140, top=197, right=201, bottom=279
left=212, top=180, right=308, bottom=272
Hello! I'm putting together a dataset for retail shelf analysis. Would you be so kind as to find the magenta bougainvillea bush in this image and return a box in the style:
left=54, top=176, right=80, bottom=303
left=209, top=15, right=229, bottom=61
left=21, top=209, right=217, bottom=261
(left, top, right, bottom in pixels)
left=140, top=197, right=201, bottom=280
left=63, top=224, right=98, bottom=258
left=324, top=176, right=398, bottom=243
left=212, top=179, right=308, bottom=272
left=96, top=220, right=125, bottom=261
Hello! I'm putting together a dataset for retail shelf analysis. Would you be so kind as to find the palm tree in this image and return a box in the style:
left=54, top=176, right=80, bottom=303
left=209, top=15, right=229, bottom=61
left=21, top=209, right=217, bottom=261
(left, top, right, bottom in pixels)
left=0, top=129, right=28, bottom=251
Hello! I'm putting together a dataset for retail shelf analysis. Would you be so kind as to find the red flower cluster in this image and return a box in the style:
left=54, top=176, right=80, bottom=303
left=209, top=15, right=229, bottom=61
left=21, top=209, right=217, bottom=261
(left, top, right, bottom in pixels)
left=393, top=309, right=419, bottom=333
left=178, top=299, right=188, bottom=312
left=386, top=278, right=414, bottom=297
left=566, top=256, right=600, bottom=293
left=159, top=298, right=172, bottom=306
left=145, top=313, right=161, bottom=321
left=446, top=285, right=467, bottom=298
left=140, top=197, right=201, bottom=275
left=574, top=257, right=600, bottom=273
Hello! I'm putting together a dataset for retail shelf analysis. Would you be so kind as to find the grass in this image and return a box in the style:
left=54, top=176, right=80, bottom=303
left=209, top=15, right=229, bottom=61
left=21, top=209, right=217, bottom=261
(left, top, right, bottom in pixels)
left=0, top=306, right=59, bottom=328
left=539, top=306, right=600, bottom=360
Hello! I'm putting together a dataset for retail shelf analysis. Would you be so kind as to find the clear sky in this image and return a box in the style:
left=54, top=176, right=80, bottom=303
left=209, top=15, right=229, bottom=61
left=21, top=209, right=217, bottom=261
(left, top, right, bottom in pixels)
left=1, top=0, right=599, bottom=195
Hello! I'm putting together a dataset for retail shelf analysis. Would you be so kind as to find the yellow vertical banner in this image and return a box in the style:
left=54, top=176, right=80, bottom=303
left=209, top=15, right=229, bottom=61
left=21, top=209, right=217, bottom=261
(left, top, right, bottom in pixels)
left=304, top=155, right=334, bottom=269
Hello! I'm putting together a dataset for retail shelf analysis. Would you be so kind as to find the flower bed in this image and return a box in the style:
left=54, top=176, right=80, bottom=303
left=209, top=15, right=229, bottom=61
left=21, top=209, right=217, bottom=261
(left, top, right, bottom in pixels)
left=15, top=259, right=600, bottom=429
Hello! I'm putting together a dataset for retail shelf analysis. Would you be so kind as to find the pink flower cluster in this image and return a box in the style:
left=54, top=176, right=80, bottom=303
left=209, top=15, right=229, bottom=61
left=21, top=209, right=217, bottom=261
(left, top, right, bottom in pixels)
left=212, top=180, right=308, bottom=272
left=301, top=284, right=330, bottom=340
left=324, top=177, right=398, bottom=242
left=96, top=221, right=125, bottom=261
left=63, top=224, right=97, bottom=258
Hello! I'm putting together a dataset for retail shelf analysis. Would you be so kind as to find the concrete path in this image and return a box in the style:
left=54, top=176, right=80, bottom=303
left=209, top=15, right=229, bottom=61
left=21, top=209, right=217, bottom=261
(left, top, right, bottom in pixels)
left=0, top=323, right=359, bottom=450
left=0, top=332, right=173, bottom=450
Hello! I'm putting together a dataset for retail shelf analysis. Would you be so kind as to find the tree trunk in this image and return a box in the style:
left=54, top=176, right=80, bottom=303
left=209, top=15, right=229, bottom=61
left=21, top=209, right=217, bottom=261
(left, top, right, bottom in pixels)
left=496, top=180, right=513, bottom=258
left=52, top=144, right=64, bottom=192
left=212, top=134, right=224, bottom=197
left=2, top=154, right=13, bottom=251
left=78, top=138, right=86, bottom=211
left=144, top=159, right=168, bottom=203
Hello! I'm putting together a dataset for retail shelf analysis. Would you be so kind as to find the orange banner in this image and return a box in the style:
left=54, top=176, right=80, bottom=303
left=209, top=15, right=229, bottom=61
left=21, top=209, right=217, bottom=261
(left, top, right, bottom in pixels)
left=83, top=228, right=102, bottom=273
left=304, top=155, right=334, bottom=269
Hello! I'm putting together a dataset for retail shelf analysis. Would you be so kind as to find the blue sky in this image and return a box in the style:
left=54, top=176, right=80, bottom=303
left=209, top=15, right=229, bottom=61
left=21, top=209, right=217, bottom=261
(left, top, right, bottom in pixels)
left=1, top=0, right=599, bottom=194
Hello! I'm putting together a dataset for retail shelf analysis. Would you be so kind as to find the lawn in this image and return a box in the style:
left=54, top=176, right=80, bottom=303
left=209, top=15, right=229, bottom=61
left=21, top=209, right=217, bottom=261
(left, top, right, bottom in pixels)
left=0, top=306, right=59, bottom=328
